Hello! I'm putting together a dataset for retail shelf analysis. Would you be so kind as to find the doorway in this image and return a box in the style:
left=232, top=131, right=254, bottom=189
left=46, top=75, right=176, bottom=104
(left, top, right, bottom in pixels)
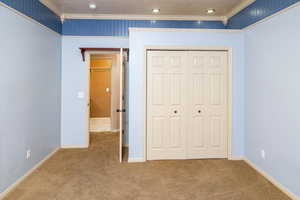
left=89, top=55, right=113, bottom=132
left=84, top=48, right=128, bottom=162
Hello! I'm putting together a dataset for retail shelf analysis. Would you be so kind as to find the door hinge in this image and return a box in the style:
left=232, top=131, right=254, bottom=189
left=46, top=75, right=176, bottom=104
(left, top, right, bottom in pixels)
left=116, top=109, right=126, bottom=112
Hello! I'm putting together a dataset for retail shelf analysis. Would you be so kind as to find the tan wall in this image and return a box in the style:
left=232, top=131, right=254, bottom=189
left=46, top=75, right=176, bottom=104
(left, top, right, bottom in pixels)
left=89, top=54, right=120, bottom=130
left=90, top=56, right=112, bottom=118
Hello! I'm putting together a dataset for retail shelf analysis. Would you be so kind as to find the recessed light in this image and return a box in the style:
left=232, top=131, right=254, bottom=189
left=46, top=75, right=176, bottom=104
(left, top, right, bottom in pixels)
left=89, top=3, right=97, bottom=9
left=206, top=8, right=215, bottom=14
left=152, top=8, right=160, bottom=14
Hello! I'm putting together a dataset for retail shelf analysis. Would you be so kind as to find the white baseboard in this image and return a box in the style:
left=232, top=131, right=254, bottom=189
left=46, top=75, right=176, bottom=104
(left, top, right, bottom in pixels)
left=229, top=156, right=244, bottom=160
left=127, top=157, right=146, bottom=163
left=0, top=148, right=60, bottom=199
left=243, top=158, right=299, bottom=200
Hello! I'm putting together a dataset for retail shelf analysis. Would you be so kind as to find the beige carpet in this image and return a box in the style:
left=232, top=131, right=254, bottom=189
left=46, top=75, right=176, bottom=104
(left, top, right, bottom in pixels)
left=4, top=133, right=290, bottom=200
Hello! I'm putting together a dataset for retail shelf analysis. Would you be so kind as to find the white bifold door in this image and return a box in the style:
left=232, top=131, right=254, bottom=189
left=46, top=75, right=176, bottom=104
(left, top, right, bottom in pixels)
left=147, top=50, right=228, bottom=160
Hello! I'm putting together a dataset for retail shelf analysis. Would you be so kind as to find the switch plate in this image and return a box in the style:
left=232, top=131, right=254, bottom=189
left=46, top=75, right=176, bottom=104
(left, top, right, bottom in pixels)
left=261, top=150, right=266, bottom=160
left=26, top=150, right=31, bottom=159
left=77, top=91, right=85, bottom=99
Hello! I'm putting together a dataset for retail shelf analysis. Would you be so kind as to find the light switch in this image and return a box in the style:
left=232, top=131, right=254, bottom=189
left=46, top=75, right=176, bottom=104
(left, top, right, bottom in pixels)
left=77, top=91, right=85, bottom=99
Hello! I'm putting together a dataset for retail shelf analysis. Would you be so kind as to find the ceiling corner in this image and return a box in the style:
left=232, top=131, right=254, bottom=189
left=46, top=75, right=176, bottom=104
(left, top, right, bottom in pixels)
left=226, top=0, right=256, bottom=19
left=39, top=0, right=62, bottom=17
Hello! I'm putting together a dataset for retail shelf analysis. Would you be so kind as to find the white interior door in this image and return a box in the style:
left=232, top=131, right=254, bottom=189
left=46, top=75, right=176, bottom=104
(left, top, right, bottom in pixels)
left=147, top=51, right=188, bottom=160
left=147, top=50, right=228, bottom=160
left=86, top=53, right=91, bottom=148
left=187, top=51, right=228, bottom=159
left=119, top=49, right=123, bottom=162
left=119, top=49, right=127, bottom=162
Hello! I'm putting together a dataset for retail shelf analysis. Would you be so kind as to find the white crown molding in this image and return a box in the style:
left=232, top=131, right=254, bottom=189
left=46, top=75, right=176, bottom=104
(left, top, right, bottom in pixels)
left=226, top=0, right=256, bottom=19
left=39, top=0, right=62, bottom=16
left=62, top=13, right=225, bottom=21
left=128, top=27, right=242, bottom=33
left=39, top=0, right=256, bottom=23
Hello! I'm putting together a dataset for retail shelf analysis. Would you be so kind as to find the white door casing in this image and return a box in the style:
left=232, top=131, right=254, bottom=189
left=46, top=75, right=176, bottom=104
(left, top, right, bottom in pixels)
left=147, top=50, right=228, bottom=160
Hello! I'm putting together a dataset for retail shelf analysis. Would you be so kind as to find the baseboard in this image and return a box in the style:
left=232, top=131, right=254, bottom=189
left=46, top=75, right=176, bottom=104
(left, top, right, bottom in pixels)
left=127, top=157, right=146, bottom=163
left=243, top=158, right=299, bottom=200
left=0, top=148, right=60, bottom=199
left=229, top=156, right=244, bottom=160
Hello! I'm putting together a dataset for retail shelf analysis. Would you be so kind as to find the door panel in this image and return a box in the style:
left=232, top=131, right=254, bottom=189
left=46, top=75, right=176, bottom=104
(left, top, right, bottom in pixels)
left=147, top=51, right=188, bottom=160
left=187, top=51, right=228, bottom=159
left=90, top=69, right=111, bottom=117
left=147, top=50, right=228, bottom=160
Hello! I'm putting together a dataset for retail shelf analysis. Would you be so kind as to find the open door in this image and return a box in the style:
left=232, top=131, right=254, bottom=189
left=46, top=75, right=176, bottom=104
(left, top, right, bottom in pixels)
left=118, top=48, right=127, bottom=162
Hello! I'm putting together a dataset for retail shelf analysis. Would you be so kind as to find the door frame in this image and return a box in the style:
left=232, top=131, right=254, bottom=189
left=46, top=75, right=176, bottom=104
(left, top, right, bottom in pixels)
left=144, top=46, right=234, bottom=160
left=84, top=50, right=121, bottom=148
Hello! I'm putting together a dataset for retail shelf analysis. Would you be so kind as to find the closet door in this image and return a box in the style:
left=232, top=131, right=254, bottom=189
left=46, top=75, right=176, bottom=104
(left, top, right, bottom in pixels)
left=187, top=51, right=228, bottom=159
left=147, top=51, right=188, bottom=160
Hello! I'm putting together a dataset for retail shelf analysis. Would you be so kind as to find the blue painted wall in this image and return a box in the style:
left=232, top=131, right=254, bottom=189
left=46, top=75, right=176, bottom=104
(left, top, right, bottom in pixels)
left=0, top=0, right=62, bottom=33
left=62, top=19, right=226, bottom=36
left=128, top=29, right=245, bottom=159
left=227, top=0, right=300, bottom=29
left=244, top=4, right=300, bottom=197
left=0, top=4, right=61, bottom=193
left=61, top=36, right=129, bottom=147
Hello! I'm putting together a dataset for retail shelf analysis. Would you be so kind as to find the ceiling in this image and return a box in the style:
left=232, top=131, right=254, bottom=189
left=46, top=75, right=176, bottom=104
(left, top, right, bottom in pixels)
left=40, top=0, right=255, bottom=22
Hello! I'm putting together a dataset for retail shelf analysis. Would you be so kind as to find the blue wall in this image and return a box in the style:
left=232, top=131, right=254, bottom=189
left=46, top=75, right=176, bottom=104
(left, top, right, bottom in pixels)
left=227, top=0, right=300, bottom=29
left=0, top=0, right=62, bottom=33
left=0, top=4, right=61, bottom=193
left=61, top=36, right=129, bottom=147
left=244, top=4, right=300, bottom=197
left=128, top=29, right=245, bottom=160
left=62, top=19, right=225, bottom=36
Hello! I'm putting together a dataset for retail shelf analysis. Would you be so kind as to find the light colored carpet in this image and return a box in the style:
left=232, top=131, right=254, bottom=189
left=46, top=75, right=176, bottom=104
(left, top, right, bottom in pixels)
left=4, top=133, right=291, bottom=200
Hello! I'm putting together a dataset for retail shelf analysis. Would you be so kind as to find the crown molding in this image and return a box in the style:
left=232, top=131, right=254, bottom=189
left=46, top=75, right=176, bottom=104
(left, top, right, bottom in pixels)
left=39, top=0, right=62, bottom=16
left=226, top=0, right=256, bottom=19
left=129, top=27, right=242, bottom=33
left=62, top=13, right=225, bottom=22
left=39, top=0, right=256, bottom=23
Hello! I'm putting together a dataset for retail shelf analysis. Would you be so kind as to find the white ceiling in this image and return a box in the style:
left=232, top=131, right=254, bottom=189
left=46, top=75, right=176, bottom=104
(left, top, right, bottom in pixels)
left=40, top=0, right=255, bottom=21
